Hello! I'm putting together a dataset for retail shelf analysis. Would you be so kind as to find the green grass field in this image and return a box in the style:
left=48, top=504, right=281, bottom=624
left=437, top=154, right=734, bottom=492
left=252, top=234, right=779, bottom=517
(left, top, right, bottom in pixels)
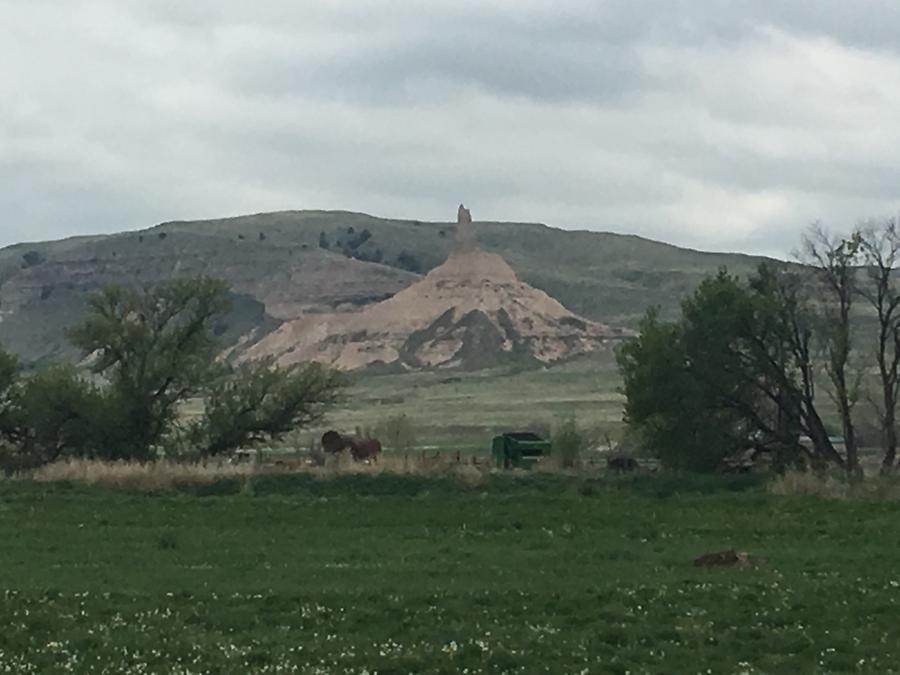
left=181, top=351, right=627, bottom=452
left=319, top=348, right=884, bottom=459
left=1, top=473, right=899, bottom=673
left=326, top=351, right=625, bottom=449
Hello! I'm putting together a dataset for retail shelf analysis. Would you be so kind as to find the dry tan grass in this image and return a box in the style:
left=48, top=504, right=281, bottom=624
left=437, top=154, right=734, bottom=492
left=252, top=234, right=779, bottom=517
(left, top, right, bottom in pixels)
left=306, top=452, right=492, bottom=485
left=769, top=470, right=900, bottom=500
left=19, top=452, right=496, bottom=492
left=769, top=471, right=852, bottom=499
left=28, top=459, right=259, bottom=492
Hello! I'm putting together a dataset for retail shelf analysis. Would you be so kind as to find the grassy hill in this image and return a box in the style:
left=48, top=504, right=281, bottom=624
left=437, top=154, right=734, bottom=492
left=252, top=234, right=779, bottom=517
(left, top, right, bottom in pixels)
left=0, top=210, right=773, bottom=364
left=151, top=209, right=772, bottom=325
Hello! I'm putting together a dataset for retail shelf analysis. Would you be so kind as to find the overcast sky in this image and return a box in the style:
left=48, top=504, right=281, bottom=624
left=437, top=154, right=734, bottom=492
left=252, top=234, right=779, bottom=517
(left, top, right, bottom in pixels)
left=3, top=1, right=900, bottom=256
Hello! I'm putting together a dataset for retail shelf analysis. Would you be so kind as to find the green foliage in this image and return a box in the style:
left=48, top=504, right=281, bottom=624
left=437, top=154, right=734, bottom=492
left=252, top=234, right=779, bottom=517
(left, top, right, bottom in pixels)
left=617, top=272, right=765, bottom=472
left=617, top=263, right=867, bottom=472
left=337, top=228, right=372, bottom=256
left=395, top=250, right=422, bottom=273
left=201, top=359, right=344, bottom=456
left=68, top=278, right=231, bottom=459
left=21, top=250, right=45, bottom=268
left=14, top=366, right=108, bottom=464
left=0, top=347, right=18, bottom=445
left=0, top=280, right=344, bottom=466
left=551, top=417, right=586, bottom=468
left=375, top=413, right=417, bottom=451
left=0, top=349, right=114, bottom=470
left=618, top=310, right=719, bottom=471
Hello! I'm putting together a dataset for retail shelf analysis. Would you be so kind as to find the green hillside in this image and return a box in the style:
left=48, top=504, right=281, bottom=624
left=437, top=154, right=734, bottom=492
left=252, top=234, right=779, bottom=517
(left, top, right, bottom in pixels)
left=154, top=210, right=772, bottom=325
left=0, top=210, right=773, bottom=364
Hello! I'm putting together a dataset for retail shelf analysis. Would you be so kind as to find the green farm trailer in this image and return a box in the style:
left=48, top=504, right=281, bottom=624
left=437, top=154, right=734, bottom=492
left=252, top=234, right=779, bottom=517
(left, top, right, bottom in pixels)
left=491, top=432, right=550, bottom=469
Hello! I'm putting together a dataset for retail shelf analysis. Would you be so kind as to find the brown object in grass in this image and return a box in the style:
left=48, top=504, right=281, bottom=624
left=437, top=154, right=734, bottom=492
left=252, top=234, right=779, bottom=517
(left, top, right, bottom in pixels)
left=693, top=549, right=752, bottom=567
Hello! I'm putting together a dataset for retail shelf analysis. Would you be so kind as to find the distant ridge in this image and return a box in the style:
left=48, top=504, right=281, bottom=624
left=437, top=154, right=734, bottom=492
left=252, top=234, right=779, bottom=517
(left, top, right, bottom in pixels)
left=0, top=208, right=773, bottom=364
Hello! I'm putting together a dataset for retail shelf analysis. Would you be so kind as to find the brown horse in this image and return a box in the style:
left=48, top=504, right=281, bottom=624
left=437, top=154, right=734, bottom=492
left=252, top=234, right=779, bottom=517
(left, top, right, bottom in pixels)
left=321, top=430, right=382, bottom=462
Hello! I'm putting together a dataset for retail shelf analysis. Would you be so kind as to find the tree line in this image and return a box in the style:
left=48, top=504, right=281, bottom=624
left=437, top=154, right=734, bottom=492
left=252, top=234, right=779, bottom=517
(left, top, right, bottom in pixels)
left=0, top=278, right=343, bottom=471
left=618, top=219, right=900, bottom=476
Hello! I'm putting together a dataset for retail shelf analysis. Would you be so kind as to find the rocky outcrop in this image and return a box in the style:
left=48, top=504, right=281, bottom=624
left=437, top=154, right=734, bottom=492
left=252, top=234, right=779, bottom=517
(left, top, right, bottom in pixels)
left=456, top=203, right=477, bottom=253
left=0, top=225, right=420, bottom=362
left=0, top=207, right=669, bottom=367
left=244, top=211, right=632, bottom=370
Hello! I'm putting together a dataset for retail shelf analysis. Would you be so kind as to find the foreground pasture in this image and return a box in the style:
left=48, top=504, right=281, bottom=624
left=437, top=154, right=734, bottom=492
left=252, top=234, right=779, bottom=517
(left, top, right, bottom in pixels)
left=0, top=474, right=898, bottom=674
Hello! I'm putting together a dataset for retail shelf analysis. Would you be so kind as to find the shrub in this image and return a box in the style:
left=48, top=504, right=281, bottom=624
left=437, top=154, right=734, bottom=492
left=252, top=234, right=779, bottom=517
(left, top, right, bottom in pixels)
left=14, top=365, right=109, bottom=463
left=0, top=348, right=18, bottom=446
left=21, top=250, right=45, bottom=268
left=376, top=414, right=417, bottom=452
left=395, top=251, right=422, bottom=273
left=201, top=359, right=344, bottom=456
left=552, top=418, right=587, bottom=469
left=339, top=229, right=372, bottom=254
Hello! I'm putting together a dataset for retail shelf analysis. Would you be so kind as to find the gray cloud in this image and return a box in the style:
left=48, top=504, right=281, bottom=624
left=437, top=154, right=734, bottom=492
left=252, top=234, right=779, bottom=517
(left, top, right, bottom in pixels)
left=224, top=33, right=651, bottom=104
left=2, top=0, right=900, bottom=257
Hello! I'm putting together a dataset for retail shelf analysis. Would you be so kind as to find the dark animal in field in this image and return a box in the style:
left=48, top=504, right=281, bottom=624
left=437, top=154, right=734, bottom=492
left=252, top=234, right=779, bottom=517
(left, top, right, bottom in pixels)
left=693, top=549, right=761, bottom=567
left=607, top=455, right=638, bottom=472
left=321, top=430, right=382, bottom=462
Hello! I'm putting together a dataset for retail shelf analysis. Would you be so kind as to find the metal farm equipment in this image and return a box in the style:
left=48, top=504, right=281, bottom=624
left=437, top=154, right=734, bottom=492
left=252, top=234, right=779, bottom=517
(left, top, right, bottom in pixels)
left=491, top=432, right=550, bottom=469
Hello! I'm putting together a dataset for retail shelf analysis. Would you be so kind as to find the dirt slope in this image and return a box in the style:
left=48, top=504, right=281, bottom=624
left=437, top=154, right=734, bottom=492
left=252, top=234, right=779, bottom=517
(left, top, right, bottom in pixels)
left=245, top=245, right=630, bottom=370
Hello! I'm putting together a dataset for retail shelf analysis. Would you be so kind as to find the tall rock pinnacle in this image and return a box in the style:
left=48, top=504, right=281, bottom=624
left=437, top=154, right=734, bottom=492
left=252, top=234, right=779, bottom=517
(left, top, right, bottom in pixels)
left=243, top=205, right=632, bottom=370
left=455, top=203, right=477, bottom=253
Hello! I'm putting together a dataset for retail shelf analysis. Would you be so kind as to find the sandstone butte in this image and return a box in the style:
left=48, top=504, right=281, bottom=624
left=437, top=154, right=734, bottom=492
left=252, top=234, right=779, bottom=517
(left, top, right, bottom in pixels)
left=242, top=205, right=632, bottom=370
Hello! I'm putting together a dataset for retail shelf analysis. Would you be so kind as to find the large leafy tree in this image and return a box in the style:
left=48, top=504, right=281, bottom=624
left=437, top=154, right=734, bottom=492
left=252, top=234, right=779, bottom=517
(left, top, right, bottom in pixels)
left=618, top=272, right=762, bottom=471
left=618, top=265, right=850, bottom=472
left=59, top=277, right=344, bottom=462
left=68, top=278, right=231, bottom=459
